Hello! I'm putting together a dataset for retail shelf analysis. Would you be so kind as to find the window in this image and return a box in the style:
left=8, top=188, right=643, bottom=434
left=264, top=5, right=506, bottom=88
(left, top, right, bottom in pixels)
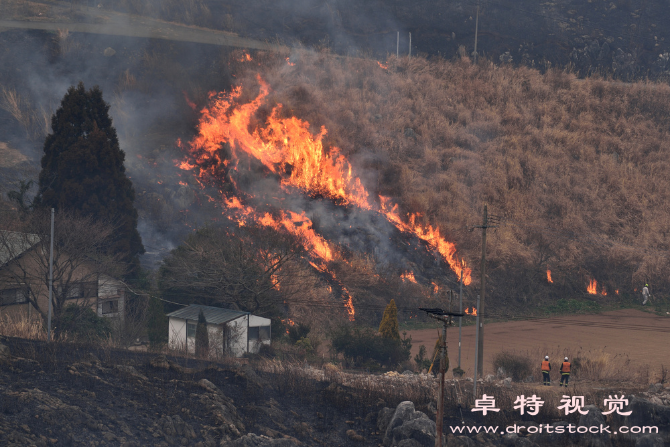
left=62, top=281, right=98, bottom=300
left=259, top=326, right=270, bottom=341
left=0, top=288, right=28, bottom=305
left=101, top=300, right=119, bottom=315
left=248, top=326, right=259, bottom=341
left=83, top=282, right=98, bottom=298
left=66, top=284, right=81, bottom=299
left=186, top=322, right=196, bottom=338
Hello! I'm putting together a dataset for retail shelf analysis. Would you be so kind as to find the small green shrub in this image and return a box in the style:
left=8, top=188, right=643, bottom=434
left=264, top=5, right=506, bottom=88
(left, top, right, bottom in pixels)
left=331, top=325, right=411, bottom=369
left=295, top=337, right=314, bottom=354
left=414, top=345, right=432, bottom=371
left=58, top=304, right=112, bottom=341
left=288, top=323, right=310, bottom=344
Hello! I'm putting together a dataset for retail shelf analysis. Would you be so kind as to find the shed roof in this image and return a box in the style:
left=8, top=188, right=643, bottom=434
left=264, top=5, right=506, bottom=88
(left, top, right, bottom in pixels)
left=166, top=304, right=249, bottom=325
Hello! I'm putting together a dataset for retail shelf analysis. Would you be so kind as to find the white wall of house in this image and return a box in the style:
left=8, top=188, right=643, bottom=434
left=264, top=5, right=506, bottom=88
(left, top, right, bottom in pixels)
left=227, top=315, right=248, bottom=357
left=168, top=317, right=187, bottom=352
left=247, top=315, right=271, bottom=354
left=168, top=314, right=271, bottom=357
left=96, top=275, right=124, bottom=319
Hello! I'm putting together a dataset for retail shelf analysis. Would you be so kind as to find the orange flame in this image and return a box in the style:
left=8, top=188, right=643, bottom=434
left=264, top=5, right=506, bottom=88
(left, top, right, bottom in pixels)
left=178, top=160, right=196, bottom=171
left=380, top=196, right=472, bottom=285
left=601, top=288, right=607, bottom=296
left=282, top=318, right=295, bottom=326
left=464, top=307, right=477, bottom=316
left=184, top=78, right=470, bottom=283
left=281, top=318, right=295, bottom=334
left=401, top=271, right=417, bottom=283
left=377, top=61, right=388, bottom=70
left=547, top=269, right=553, bottom=283
left=181, top=77, right=474, bottom=316
left=587, top=279, right=598, bottom=295
left=615, top=289, right=619, bottom=295
left=223, top=195, right=354, bottom=320
left=286, top=57, right=295, bottom=66
left=432, top=282, right=439, bottom=294
left=239, top=53, right=253, bottom=62
left=343, top=290, right=355, bottom=321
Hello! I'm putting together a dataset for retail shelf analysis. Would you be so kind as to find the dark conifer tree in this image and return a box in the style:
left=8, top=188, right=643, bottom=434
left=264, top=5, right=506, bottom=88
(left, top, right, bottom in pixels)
left=36, top=82, right=144, bottom=272
left=195, top=309, right=209, bottom=357
left=146, top=296, right=169, bottom=348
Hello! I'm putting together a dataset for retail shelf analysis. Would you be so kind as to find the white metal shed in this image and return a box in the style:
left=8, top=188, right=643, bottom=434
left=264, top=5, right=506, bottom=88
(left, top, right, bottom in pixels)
left=167, top=304, right=271, bottom=357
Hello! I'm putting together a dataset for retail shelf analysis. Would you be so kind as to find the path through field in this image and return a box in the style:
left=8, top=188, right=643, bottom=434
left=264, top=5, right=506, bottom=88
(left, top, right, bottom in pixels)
left=0, top=0, right=285, bottom=51
left=406, top=309, right=670, bottom=377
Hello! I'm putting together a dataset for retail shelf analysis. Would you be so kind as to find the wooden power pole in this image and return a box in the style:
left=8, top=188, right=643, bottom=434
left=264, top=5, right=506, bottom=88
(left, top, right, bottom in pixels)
left=472, top=204, right=497, bottom=376
left=420, top=308, right=464, bottom=447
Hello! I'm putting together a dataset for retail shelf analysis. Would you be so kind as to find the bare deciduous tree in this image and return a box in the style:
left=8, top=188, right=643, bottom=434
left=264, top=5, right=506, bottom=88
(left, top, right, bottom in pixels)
left=159, top=224, right=316, bottom=317
left=0, top=208, right=125, bottom=336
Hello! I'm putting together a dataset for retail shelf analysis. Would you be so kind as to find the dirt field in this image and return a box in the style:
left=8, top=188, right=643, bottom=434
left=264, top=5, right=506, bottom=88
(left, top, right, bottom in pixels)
left=406, top=309, right=670, bottom=377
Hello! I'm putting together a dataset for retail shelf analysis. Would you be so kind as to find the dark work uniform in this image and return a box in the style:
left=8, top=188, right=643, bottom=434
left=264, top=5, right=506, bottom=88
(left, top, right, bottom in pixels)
left=541, top=360, right=551, bottom=386
left=560, top=361, right=571, bottom=387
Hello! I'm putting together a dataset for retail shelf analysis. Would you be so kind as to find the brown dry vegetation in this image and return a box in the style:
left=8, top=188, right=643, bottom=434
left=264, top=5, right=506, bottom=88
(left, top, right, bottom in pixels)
left=229, top=51, right=670, bottom=309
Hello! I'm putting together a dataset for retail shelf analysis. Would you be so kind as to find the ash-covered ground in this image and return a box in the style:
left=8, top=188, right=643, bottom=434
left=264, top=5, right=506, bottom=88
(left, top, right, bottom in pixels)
left=0, top=337, right=387, bottom=446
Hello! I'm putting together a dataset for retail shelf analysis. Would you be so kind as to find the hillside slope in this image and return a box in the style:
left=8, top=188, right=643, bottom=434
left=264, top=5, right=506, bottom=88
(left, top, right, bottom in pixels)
left=221, top=51, right=670, bottom=309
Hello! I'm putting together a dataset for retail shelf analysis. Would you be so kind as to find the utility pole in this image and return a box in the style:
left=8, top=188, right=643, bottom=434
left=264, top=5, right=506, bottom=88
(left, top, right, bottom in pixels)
left=396, top=31, right=399, bottom=58
left=473, top=294, right=480, bottom=397
left=477, top=205, right=486, bottom=376
left=472, top=204, right=498, bottom=377
left=473, top=5, right=479, bottom=64
left=47, top=208, right=54, bottom=342
left=458, top=270, right=463, bottom=370
left=420, top=308, right=464, bottom=447
left=409, top=32, right=412, bottom=57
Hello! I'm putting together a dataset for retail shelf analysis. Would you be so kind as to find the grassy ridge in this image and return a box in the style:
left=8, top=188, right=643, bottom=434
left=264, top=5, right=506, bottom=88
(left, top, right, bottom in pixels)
left=235, top=51, right=670, bottom=309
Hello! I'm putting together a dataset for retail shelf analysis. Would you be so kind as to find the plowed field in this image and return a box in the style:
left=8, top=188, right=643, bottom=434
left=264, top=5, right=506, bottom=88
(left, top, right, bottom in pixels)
left=407, top=309, right=670, bottom=377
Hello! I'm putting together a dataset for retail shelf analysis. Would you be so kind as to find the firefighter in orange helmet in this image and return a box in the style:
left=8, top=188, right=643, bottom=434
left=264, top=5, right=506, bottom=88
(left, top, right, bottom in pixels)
left=560, top=357, right=571, bottom=387
left=541, top=355, right=551, bottom=386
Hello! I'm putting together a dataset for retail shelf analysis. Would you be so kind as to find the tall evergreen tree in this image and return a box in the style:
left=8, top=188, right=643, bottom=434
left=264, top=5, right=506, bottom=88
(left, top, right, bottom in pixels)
left=35, top=82, right=144, bottom=272
left=146, top=296, right=169, bottom=349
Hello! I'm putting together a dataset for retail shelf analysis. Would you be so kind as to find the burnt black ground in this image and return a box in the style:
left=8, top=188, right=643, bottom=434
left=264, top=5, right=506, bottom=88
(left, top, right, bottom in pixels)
left=0, top=336, right=387, bottom=446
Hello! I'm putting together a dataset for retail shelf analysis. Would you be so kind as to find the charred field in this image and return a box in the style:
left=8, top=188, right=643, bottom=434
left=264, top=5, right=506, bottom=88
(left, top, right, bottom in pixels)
left=3, top=335, right=666, bottom=447
left=0, top=336, right=387, bottom=446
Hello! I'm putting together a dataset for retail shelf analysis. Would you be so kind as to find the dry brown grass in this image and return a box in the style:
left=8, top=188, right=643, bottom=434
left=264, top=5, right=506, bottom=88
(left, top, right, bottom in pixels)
left=227, top=50, right=670, bottom=308
left=255, top=355, right=647, bottom=428
left=0, top=86, right=51, bottom=141
left=495, top=347, right=650, bottom=384
left=0, top=313, right=46, bottom=341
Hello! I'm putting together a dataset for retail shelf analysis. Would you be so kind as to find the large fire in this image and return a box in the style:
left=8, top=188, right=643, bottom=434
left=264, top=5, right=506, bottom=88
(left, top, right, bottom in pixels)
left=180, top=76, right=472, bottom=319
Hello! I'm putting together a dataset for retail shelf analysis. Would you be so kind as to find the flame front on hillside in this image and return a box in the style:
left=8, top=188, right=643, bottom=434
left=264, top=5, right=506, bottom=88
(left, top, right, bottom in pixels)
left=179, top=76, right=472, bottom=318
